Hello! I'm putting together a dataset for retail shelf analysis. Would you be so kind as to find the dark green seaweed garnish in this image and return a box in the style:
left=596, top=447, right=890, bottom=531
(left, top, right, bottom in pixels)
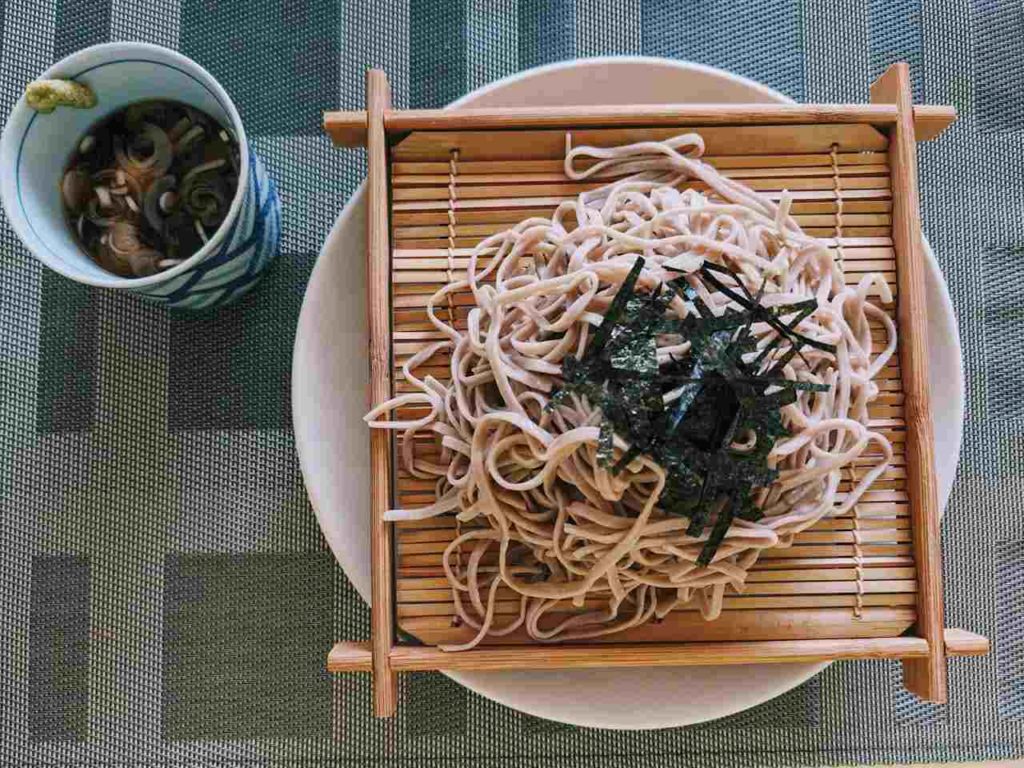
left=552, top=258, right=832, bottom=566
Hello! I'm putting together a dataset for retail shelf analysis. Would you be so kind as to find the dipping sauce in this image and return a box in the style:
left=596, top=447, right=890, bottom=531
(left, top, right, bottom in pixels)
left=61, top=100, right=239, bottom=277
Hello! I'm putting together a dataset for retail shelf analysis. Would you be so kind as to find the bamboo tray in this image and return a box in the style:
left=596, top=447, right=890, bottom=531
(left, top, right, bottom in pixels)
left=323, top=65, right=989, bottom=718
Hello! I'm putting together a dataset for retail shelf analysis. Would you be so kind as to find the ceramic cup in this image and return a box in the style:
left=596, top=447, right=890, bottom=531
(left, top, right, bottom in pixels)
left=0, top=42, right=281, bottom=310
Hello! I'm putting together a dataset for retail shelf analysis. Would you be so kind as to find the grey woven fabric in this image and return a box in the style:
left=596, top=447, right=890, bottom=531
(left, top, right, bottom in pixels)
left=1, top=0, right=1022, bottom=765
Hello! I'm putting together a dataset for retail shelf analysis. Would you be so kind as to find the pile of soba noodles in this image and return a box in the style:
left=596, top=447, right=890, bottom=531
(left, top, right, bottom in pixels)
left=366, top=133, right=895, bottom=650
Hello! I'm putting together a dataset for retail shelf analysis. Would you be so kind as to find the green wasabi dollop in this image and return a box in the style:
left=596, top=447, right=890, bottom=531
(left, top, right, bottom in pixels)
left=25, top=79, right=96, bottom=113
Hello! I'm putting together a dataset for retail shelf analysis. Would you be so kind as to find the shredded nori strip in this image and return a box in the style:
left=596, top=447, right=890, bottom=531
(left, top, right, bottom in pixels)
left=551, top=257, right=832, bottom=566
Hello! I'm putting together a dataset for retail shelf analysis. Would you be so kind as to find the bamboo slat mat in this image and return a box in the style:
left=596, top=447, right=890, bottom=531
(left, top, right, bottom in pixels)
left=388, top=123, right=917, bottom=647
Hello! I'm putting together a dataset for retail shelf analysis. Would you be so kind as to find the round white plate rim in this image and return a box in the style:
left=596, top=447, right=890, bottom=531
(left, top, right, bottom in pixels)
left=293, top=56, right=964, bottom=729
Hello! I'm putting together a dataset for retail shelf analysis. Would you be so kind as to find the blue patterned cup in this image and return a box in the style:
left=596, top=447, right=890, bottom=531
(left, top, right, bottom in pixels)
left=0, top=42, right=280, bottom=310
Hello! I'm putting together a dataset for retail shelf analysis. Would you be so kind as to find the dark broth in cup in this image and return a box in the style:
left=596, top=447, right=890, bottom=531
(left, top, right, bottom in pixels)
left=62, top=100, right=239, bottom=278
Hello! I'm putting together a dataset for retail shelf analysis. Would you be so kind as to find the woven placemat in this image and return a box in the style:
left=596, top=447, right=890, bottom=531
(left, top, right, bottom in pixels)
left=1, top=1, right=1022, bottom=765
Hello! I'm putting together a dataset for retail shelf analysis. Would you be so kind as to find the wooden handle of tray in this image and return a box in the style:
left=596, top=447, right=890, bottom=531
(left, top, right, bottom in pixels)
left=871, top=62, right=948, bottom=704
left=365, top=68, right=399, bottom=718
left=327, top=629, right=988, bottom=673
left=323, top=103, right=956, bottom=147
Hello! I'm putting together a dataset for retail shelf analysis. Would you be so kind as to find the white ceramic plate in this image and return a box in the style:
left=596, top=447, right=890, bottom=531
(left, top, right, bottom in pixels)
left=293, top=57, right=964, bottom=730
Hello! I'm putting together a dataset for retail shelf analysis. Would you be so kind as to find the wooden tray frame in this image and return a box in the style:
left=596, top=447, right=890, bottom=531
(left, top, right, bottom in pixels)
left=322, top=65, right=988, bottom=718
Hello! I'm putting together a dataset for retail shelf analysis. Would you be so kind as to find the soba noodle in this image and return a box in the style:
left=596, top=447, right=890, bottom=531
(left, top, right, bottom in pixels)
left=366, top=132, right=896, bottom=650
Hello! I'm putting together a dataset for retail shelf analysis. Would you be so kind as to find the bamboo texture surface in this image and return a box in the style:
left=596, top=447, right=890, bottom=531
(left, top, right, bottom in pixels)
left=323, top=103, right=956, bottom=146
left=327, top=628, right=989, bottom=673
left=388, top=120, right=919, bottom=648
left=365, top=69, right=398, bottom=717
left=871, top=63, right=948, bottom=703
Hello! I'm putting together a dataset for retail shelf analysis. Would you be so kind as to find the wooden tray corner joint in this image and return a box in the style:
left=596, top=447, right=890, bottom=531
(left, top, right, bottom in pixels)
left=323, top=65, right=988, bottom=718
